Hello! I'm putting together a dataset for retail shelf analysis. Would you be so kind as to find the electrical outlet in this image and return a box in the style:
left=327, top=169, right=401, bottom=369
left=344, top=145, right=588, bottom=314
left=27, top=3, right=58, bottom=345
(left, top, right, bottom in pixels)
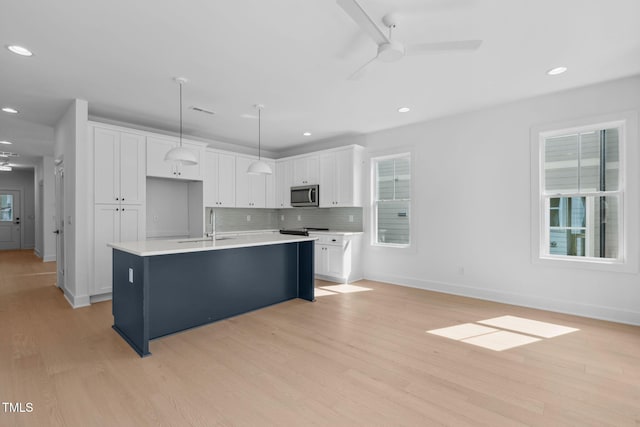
left=280, top=215, right=284, bottom=221
left=297, top=215, right=301, bottom=221
left=246, top=215, right=251, bottom=222
left=153, top=215, right=159, bottom=222
left=348, top=215, right=354, bottom=222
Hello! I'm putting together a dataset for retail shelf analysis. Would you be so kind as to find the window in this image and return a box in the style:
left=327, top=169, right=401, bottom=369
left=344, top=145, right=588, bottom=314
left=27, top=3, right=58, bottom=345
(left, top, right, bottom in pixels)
left=373, top=154, right=411, bottom=247
left=540, top=124, right=622, bottom=262
left=0, top=194, right=13, bottom=222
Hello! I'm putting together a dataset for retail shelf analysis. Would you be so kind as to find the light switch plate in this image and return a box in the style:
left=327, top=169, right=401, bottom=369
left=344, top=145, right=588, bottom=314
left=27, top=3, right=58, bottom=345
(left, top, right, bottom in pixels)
left=128, top=268, right=134, bottom=283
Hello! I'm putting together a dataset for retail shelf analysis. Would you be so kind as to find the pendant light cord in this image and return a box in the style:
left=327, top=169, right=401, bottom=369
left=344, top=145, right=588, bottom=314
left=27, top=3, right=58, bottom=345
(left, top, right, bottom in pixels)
left=258, top=108, right=261, bottom=160
left=179, top=82, right=183, bottom=148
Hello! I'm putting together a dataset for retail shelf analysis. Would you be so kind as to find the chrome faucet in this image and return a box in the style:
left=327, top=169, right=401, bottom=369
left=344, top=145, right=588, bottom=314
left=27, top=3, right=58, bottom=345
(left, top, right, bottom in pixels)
left=206, top=210, right=216, bottom=241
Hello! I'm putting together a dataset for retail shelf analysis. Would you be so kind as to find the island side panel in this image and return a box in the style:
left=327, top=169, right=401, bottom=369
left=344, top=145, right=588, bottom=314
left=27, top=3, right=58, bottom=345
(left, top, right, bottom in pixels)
left=112, top=249, right=150, bottom=357
left=298, top=240, right=315, bottom=301
left=147, top=243, right=300, bottom=339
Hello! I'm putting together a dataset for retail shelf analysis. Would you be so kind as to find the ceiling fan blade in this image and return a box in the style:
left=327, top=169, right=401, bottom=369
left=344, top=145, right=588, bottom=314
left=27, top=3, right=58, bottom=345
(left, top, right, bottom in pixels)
left=406, top=40, right=483, bottom=55
left=347, top=56, right=377, bottom=80
left=337, top=0, right=389, bottom=46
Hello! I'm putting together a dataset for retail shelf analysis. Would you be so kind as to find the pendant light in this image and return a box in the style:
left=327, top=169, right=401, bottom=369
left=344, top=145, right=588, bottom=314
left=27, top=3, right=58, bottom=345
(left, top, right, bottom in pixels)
left=247, top=104, right=272, bottom=175
left=164, top=77, right=198, bottom=165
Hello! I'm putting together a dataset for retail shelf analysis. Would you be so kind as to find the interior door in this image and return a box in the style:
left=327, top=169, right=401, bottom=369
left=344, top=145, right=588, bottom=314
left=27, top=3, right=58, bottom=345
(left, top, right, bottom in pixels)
left=54, top=164, right=65, bottom=289
left=0, top=189, right=21, bottom=250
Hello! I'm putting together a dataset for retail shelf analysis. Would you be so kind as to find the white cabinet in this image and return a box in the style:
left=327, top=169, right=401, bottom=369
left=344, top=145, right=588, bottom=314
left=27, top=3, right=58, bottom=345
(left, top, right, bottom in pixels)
left=311, top=233, right=362, bottom=283
left=204, top=150, right=236, bottom=207
left=147, top=136, right=205, bottom=180
left=265, top=160, right=277, bottom=209
left=275, top=160, right=293, bottom=208
left=292, top=155, right=319, bottom=185
left=93, top=127, right=145, bottom=205
left=319, top=146, right=363, bottom=207
left=93, top=204, right=144, bottom=295
left=235, top=156, right=267, bottom=208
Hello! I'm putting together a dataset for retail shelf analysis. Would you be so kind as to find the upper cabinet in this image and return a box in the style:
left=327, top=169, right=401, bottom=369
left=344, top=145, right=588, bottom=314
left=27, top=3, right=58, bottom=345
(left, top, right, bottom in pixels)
left=292, top=155, right=319, bottom=185
left=204, top=150, right=236, bottom=207
left=319, top=146, right=364, bottom=207
left=146, top=136, right=205, bottom=180
left=275, top=160, right=293, bottom=208
left=235, top=156, right=267, bottom=208
left=93, top=126, right=146, bottom=205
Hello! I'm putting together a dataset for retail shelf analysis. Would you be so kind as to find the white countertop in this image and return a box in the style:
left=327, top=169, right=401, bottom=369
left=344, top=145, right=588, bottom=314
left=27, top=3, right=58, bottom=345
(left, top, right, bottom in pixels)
left=108, top=233, right=317, bottom=257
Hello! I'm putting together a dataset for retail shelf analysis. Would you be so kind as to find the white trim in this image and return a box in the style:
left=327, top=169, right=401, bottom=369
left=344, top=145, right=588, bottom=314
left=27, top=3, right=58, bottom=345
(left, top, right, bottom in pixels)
left=530, top=110, right=639, bottom=273
left=364, top=273, right=640, bottom=326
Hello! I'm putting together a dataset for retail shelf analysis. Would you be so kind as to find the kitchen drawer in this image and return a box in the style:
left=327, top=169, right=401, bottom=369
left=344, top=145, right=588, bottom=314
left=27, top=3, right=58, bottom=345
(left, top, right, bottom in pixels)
left=310, top=234, right=345, bottom=246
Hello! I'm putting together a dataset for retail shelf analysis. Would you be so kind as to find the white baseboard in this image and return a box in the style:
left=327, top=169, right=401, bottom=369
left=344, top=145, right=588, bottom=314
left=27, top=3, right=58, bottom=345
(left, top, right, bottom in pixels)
left=90, top=293, right=112, bottom=304
left=63, top=289, right=90, bottom=309
left=364, top=273, right=640, bottom=326
left=43, top=255, right=56, bottom=262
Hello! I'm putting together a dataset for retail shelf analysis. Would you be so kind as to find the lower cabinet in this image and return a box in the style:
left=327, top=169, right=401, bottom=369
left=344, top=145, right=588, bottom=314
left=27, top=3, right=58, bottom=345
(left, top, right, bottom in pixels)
left=93, top=204, right=144, bottom=295
left=311, top=233, right=362, bottom=283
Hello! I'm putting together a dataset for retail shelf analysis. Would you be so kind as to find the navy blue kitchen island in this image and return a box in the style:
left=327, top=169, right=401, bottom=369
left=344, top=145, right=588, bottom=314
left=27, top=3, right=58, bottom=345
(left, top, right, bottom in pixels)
left=109, top=234, right=316, bottom=357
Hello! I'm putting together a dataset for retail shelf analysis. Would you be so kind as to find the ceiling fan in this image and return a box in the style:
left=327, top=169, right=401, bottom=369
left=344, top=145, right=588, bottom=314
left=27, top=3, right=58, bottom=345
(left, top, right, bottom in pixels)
left=336, top=0, right=482, bottom=80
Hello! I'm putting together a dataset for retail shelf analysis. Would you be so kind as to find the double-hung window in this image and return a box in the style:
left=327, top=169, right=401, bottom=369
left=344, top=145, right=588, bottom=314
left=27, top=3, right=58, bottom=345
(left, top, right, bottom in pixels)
left=539, top=123, right=623, bottom=262
left=372, top=153, right=411, bottom=247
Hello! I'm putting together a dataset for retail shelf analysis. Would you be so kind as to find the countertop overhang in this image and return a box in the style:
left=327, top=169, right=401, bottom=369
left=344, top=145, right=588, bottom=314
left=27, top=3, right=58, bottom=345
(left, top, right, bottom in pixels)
left=108, top=233, right=318, bottom=257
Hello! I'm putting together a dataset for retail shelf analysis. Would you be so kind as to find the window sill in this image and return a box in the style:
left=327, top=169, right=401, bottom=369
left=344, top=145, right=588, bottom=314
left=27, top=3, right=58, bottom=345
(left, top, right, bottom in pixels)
left=534, top=254, right=637, bottom=274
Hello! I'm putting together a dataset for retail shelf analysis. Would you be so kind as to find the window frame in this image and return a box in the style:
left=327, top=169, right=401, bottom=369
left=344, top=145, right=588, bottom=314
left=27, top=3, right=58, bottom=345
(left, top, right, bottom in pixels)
left=530, top=111, right=639, bottom=273
left=371, top=152, right=412, bottom=248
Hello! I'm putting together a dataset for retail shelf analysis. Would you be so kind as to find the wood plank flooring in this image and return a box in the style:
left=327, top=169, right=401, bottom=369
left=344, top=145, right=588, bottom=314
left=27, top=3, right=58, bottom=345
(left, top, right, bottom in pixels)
left=1, top=249, right=639, bottom=426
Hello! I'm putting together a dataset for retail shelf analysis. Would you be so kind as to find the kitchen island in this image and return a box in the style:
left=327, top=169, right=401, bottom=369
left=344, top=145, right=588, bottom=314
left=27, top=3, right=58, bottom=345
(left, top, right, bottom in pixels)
left=108, top=233, right=316, bottom=357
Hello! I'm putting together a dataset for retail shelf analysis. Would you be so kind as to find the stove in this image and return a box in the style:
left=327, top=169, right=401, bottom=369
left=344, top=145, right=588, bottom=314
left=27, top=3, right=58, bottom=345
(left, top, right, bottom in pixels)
left=279, top=227, right=329, bottom=236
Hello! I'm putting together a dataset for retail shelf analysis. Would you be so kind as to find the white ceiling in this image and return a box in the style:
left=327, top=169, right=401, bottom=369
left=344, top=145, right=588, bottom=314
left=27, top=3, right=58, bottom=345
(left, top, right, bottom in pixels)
left=1, top=0, right=639, bottom=166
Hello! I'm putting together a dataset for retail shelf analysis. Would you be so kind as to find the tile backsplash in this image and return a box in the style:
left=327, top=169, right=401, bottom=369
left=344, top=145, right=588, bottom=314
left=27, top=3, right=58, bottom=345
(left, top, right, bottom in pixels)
left=279, top=207, right=363, bottom=231
left=206, top=207, right=363, bottom=233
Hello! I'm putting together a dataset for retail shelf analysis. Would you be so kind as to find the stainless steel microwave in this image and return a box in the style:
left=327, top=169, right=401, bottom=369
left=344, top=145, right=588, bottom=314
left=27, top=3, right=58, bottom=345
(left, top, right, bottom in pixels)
left=291, top=185, right=319, bottom=207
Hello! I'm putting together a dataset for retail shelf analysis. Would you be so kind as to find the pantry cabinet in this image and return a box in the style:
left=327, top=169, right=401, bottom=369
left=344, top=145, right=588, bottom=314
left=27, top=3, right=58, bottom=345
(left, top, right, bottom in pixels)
left=93, top=204, right=144, bottom=295
left=93, top=127, right=145, bottom=205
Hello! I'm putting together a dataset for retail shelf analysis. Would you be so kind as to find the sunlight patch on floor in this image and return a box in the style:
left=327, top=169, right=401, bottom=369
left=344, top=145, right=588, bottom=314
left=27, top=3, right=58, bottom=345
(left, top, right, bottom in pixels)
left=314, top=288, right=338, bottom=297
left=427, top=323, right=498, bottom=340
left=478, top=315, right=580, bottom=338
left=461, top=330, right=541, bottom=351
left=427, top=315, right=579, bottom=351
left=319, top=284, right=373, bottom=294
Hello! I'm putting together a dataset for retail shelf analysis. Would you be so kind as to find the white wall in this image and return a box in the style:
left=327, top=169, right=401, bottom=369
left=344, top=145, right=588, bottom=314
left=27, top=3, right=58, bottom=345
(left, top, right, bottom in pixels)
left=362, top=75, right=640, bottom=325
left=54, top=99, right=90, bottom=308
left=0, top=169, right=35, bottom=249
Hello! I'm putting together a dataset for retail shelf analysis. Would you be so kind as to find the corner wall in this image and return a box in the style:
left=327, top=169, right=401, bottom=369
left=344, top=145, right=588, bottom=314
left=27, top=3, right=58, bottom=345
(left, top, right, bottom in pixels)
left=54, top=99, right=90, bottom=307
left=362, top=75, right=640, bottom=325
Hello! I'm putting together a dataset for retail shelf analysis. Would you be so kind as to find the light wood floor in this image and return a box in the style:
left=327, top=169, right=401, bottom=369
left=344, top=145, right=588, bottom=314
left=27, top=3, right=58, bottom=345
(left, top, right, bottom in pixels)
left=2, top=250, right=640, bottom=426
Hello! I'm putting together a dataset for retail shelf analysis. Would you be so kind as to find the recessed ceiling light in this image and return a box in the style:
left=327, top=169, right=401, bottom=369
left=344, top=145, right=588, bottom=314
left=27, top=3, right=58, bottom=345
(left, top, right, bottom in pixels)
left=547, top=66, right=567, bottom=76
left=2, top=107, right=19, bottom=114
left=398, top=107, right=410, bottom=113
left=7, top=45, right=33, bottom=57
left=303, top=132, right=312, bottom=136
left=0, top=141, right=12, bottom=145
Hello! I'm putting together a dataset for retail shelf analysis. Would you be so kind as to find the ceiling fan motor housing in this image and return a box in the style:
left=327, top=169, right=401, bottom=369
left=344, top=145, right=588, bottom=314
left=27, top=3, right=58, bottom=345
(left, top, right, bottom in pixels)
left=377, top=42, right=405, bottom=62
